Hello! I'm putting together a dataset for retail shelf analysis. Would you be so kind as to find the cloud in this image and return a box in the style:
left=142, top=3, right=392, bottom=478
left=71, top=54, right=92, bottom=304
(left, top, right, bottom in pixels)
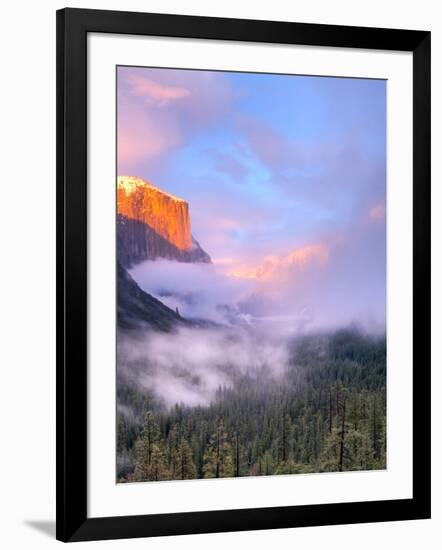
left=369, top=203, right=385, bottom=221
left=129, top=259, right=254, bottom=324
left=117, top=107, right=180, bottom=166
left=206, top=148, right=249, bottom=181
left=237, top=115, right=307, bottom=172
left=127, top=75, right=190, bottom=106
left=228, top=243, right=330, bottom=282
left=117, top=67, right=236, bottom=176
left=129, top=218, right=384, bottom=335
left=235, top=114, right=386, bottom=226
left=235, top=222, right=386, bottom=333
left=119, top=235, right=385, bottom=408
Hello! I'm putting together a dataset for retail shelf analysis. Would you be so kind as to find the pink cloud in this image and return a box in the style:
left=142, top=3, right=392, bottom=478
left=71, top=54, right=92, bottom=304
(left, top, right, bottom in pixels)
left=117, top=68, right=236, bottom=176
left=117, top=101, right=180, bottom=170
left=127, top=75, right=190, bottom=106
left=118, top=117, right=176, bottom=165
left=228, top=242, right=330, bottom=282
left=368, top=203, right=385, bottom=221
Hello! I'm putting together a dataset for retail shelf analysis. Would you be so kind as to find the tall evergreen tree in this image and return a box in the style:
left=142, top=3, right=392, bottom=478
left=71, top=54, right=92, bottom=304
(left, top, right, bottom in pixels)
left=203, top=419, right=234, bottom=478
left=176, top=437, right=196, bottom=480
left=133, top=410, right=169, bottom=481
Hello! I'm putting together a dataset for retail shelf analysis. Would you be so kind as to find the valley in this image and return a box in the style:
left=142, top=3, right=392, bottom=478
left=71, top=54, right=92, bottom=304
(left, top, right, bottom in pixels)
left=116, top=176, right=386, bottom=482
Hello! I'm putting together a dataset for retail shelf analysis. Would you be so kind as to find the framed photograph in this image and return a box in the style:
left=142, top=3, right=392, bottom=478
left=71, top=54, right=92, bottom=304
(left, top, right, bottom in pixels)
left=56, top=8, right=431, bottom=542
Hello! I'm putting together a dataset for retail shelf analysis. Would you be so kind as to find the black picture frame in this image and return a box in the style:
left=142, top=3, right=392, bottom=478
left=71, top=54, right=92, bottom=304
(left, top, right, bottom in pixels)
left=56, top=7, right=431, bottom=543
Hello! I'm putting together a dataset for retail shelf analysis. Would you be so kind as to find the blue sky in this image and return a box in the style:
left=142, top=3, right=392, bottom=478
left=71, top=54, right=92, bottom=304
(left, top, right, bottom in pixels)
left=117, top=66, right=386, bottom=327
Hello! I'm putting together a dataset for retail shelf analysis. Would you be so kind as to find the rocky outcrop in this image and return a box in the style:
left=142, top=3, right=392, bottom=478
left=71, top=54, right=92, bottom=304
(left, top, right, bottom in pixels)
left=117, top=176, right=211, bottom=267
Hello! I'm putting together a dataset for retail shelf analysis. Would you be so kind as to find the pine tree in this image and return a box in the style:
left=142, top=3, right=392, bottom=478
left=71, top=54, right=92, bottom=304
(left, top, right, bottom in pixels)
left=233, top=431, right=244, bottom=477
left=133, top=410, right=169, bottom=481
left=176, top=437, right=196, bottom=480
left=202, top=419, right=234, bottom=478
left=338, top=388, right=347, bottom=472
left=167, top=424, right=180, bottom=478
left=258, top=450, right=275, bottom=476
left=281, top=413, right=292, bottom=463
left=370, top=395, right=383, bottom=461
left=148, top=443, right=170, bottom=481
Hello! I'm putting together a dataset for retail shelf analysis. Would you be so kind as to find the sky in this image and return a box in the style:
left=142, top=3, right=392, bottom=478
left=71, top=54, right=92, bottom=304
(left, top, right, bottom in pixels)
left=117, top=66, right=386, bottom=330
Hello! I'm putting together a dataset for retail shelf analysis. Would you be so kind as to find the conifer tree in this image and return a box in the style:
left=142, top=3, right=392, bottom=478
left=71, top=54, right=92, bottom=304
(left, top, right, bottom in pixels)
left=177, top=437, right=196, bottom=480
left=148, top=443, right=170, bottom=481
left=258, top=450, right=275, bottom=476
left=167, top=424, right=180, bottom=478
left=133, top=410, right=169, bottom=481
left=281, top=413, right=292, bottom=462
left=202, top=419, right=234, bottom=478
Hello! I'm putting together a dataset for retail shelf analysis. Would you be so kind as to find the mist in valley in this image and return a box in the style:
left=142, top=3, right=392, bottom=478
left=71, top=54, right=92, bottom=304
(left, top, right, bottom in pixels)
left=118, top=324, right=295, bottom=409
left=121, top=249, right=386, bottom=411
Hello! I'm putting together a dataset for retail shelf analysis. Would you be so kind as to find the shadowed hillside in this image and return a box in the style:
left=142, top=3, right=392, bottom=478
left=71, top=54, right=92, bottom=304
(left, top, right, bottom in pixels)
left=117, top=262, right=190, bottom=331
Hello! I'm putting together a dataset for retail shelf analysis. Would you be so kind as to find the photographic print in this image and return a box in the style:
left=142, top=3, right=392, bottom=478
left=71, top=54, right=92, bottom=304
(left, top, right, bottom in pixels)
left=116, top=66, right=387, bottom=483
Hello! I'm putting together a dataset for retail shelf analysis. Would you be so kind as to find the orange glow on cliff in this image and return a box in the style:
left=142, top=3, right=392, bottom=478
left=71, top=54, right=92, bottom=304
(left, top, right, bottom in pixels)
left=117, top=176, right=192, bottom=251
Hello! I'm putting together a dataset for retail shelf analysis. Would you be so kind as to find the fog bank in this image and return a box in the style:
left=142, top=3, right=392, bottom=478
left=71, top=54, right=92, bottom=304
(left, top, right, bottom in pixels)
left=118, top=326, right=291, bottom=407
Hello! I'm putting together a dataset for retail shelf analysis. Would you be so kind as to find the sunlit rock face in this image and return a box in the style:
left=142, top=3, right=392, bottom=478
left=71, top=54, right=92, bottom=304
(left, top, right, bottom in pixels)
left=117, top=176, right=211, bottom=267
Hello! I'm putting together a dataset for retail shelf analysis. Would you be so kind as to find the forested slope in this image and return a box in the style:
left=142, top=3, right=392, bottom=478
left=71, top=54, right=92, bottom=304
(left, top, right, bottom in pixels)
left=117, top=328, right=386, bottom=481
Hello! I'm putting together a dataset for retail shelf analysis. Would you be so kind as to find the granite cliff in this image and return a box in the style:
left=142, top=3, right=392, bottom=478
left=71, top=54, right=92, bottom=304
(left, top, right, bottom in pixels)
left=117, top=176, right=211, bottom=267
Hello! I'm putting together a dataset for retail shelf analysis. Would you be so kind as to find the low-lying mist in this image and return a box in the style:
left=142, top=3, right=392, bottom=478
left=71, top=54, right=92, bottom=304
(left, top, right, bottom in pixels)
left=129, top=259, right=253, bottom=325
left=129, top=222, right=386, bottom=334
left=123, top=237, right=386, bottom=409
left=118, top=325, right=293, bottom=408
